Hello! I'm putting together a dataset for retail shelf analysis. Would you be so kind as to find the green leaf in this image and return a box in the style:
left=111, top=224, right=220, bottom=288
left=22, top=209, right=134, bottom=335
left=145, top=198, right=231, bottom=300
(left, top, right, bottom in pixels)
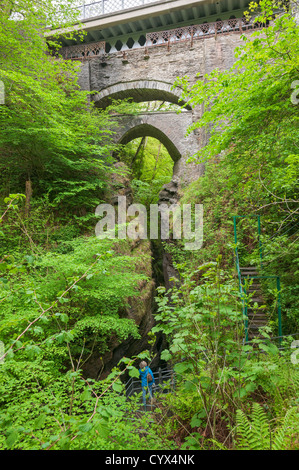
left=78, top=422, right=93, bottom=433
left=80, top=388, right=92, bottom=401
left=112, top=381, right=123, bottom=393
left=128, top=367, right=140, bottom=378
left=34, top=414, right=46, bottom=430
left=6, top=429, right=18, bottom=448
left=161, top=349, right=172, bottom=361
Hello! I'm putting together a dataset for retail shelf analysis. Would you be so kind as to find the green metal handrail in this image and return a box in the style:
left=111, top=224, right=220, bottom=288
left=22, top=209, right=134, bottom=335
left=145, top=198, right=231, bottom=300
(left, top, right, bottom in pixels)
left=233, top=216, right=282, bottom=343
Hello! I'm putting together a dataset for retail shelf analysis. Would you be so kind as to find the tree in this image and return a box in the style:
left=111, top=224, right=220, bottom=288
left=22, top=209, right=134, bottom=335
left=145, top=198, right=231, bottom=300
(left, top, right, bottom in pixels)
left=173, top=1, right=299, bottom=332
left=0, top=0, right=120, bottom=216
left=175, top=1, right=299, bottom=205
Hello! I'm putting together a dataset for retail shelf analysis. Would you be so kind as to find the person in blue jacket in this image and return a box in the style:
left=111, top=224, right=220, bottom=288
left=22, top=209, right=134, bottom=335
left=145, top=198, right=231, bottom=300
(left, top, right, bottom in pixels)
left=139, top=361, right=155, bottom=408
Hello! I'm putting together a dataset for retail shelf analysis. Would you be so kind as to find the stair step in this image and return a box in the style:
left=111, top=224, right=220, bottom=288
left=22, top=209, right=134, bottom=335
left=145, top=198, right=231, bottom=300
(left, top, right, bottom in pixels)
left=248, top=303, right=265, bottom=307
left=248, top=325, right=268, bottom=328
left=240, top=267, right=258, bottom=270
left=247, top=313, right=267, bottom=318
left=247, top=303, right=266, bottom=308
left=248, top=334, right=265, bottom=340
left=247, top=312, right=268, bottom=317
left=241, top=271, right=259, bottom=279
left=242, top=275, right=259, bottom=279
left=239, top=263, right=278, bottom=341
left=248, top=318, right=267, bottom=322
left=248, top=312, right=268, bottom=317
left=241, top=271, right=259, bottom=273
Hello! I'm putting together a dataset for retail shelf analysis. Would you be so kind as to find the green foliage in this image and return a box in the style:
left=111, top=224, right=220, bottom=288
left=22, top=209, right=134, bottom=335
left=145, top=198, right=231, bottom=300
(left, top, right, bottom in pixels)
left=0, top=235, right=146, bottom=366
left=235, top=403, right=299, bottom=450
left=0, top=0, right=123, bottom=221
left=176, top=2, right=299, bottom=171
left=131, top=177, right=172, bottom=206
left=0, top=190, right=155, bottom=450
left=0, top=0, right=298, bottom=452
left=177, top=153, right=299, bottom=334
left=173, top=4, right=299, bottom=335
left=153, top=257, right=299, bottom=448
left=120, top=136, right=173, bottom=206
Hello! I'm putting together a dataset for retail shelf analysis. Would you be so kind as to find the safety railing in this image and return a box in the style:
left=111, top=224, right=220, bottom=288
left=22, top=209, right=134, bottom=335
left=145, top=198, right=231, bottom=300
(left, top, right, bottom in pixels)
left=76, top=0, right=161, bottom=20
left=125, top=367, right=175, bottom=398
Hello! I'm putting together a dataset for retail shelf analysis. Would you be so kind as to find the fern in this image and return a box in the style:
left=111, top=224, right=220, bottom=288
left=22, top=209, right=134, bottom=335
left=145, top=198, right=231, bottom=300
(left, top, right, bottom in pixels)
left=236, top=403, right=270, bottom=450
left=235, top=404, right=299, bottom=450
left=272, top=408, right=299, bottom=450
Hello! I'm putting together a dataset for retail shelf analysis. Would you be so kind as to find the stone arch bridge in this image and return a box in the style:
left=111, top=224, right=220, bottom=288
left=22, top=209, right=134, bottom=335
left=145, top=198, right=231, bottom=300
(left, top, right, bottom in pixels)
left=93, top=80, right=198, bottom=183
left=45, top=0, right=273, bottom=377
left=50, top=0, right=265, bottom=186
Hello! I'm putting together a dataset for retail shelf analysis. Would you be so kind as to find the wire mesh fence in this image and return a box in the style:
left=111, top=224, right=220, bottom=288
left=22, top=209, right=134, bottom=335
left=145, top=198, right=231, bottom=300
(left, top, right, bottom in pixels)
left=77, top=0, right=159, bottom=20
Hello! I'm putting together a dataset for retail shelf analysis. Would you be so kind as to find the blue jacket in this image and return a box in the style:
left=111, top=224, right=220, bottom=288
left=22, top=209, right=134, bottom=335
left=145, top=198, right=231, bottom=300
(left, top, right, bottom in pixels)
left=139, top=366, right=155, bottom=387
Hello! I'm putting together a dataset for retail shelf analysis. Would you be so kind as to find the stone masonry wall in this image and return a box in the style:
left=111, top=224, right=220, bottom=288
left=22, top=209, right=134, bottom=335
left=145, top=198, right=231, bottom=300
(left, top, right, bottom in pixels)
left=77, top=30, right=253, bottom=185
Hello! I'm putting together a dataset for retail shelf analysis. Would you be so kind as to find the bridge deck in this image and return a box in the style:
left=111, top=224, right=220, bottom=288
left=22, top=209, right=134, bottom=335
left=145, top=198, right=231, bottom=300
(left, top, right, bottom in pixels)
left=48, top=0, right=252, bottom=48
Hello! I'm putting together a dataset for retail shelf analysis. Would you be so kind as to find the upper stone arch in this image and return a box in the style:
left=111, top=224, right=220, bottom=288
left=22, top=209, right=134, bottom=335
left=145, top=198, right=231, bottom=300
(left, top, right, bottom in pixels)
left=92, top=80, right=191, bottom=110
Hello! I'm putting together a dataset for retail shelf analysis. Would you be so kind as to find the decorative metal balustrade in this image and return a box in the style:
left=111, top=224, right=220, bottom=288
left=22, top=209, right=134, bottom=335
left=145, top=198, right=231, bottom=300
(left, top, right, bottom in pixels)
left=76, top=0, right=159, bottom=20
left=61, top=41, right=106, bottom=60
left=146, top=16, right=268, bottom=49
left=60, top=16, right=268, bottom=59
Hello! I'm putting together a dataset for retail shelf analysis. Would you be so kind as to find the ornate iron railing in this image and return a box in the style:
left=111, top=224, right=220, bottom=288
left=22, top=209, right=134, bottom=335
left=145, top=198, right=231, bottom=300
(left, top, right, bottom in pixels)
left=146, top=17, right=268, bottom=49
left=60, top=16, right=268, bottom=60
left=76, top=0, right=160, bottom=20
left=61, top=41, right=105, bottom=60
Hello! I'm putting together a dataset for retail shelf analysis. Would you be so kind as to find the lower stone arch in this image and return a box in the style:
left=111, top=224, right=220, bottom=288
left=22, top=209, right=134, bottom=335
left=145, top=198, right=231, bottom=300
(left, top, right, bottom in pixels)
left=117, top=122, right=182, bottom=163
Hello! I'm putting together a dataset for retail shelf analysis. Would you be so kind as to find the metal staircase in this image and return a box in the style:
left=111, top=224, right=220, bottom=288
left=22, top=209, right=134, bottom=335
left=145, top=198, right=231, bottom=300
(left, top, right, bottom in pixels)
left=239, top=266, right=269, bottom=340
left=233, top=216, right=282, bottom=343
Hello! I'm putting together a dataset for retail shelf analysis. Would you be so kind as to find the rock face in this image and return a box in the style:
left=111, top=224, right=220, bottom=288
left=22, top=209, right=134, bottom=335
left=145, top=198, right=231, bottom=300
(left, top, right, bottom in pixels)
left=82, top=163, right=161, bottom=380
left=158, top=177, right=181, bottom=292
left=107, top=161, right=134, bottom=207
left=158, top=177, right=179, bottom=205
left=99, top=240, right=157, bottom=380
